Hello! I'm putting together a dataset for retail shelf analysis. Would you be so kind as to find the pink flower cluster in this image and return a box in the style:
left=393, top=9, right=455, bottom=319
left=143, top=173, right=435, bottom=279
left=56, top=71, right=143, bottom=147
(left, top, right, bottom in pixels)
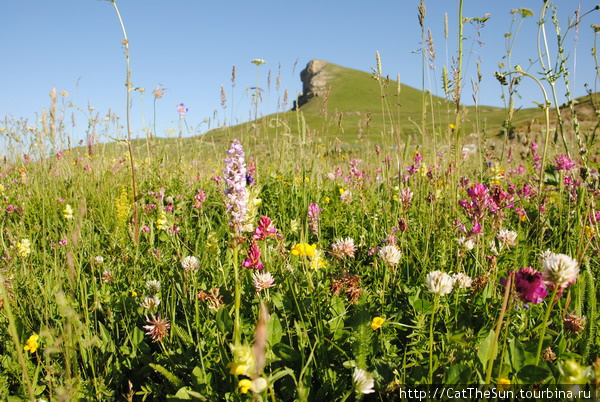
left=308, top=203, right=322, bottom=235
left=252, top=216, right=278, bottom=241
left=242, top=241, right=263, bottom=270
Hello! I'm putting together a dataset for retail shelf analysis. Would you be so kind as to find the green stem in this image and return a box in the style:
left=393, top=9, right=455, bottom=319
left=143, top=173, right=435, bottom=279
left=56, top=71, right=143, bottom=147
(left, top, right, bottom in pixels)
left=233, top=244, right=241, bottom=345
left=535, top=285, right=559, bottom=365
left=485, top=272, right=513, bottom=383
left=428, top=296, right=439, bottom=383
left=112, top=0, right=139, bottom=246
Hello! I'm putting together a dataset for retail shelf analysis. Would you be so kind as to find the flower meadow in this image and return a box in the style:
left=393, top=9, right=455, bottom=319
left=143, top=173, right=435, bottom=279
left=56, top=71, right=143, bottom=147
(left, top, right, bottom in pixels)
left=1, top=1, right=600, bottom=400
left=0, top=130, right=599, bottom=400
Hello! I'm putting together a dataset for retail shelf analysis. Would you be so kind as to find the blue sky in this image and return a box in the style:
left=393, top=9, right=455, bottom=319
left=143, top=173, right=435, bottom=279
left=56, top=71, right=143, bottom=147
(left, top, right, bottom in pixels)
left=1, top=1, right=598, bottom=145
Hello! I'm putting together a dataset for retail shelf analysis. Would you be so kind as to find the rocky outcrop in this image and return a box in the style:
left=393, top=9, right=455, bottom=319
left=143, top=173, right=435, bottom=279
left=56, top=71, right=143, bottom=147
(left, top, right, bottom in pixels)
left=294, top=60, right=333, bottom=109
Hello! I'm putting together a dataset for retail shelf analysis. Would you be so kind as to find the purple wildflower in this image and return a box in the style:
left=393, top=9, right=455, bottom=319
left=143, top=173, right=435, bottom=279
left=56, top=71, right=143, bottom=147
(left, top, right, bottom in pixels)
left=307, top=203, right=322, bottom=235
left=554, top=154, right=576, bottom=171
left=223, top=139, right=248, bottom=236
left=176, top=103, right=188, bottom=116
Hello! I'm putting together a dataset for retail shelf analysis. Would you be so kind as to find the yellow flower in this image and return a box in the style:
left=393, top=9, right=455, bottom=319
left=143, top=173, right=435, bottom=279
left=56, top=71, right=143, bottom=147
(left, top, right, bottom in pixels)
left=156, top=210, right=168, bottom=231
left=115, top=186, right=130, bottom=226
left=585, top=225, right=595, bottom=239
left=23, top=334, right=39, bottom=354
left=291, top=243, right=317, bottom=258
left=393, top=195, right=399, bottom=201
left=371, top=317, right=385, bottom=330
left=339, top=188, right=346, bottom=195
left=16, top=239, right=31, bottom=257
left=325, top=197, right=330, bottom=204
left=63, top=204, right=74, bottom=220
left=310, top=250, right=326, bottom=269
left=449, top=123, right=456, bottom=130
left=238, top=379, right=252, bottom=394
left=498, top=378, right=510, bottom=385
left=227, top=344, right=255, bottom=377
left=131, top=291, right=138, bottom=297
left=519, top=214, right=527, bottom=222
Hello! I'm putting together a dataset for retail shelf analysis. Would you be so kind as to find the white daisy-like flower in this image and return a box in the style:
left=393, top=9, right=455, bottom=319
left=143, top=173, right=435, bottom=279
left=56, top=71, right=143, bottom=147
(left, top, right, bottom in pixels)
left=452, top=272, right=473, bottom=289
left=353, top=368, right=375, bottom=394
left=181, top=256, right=200, bottom=271
left=140, top=295, right=161, bottom=310
left=426, top=271, right=454, bottom=296
left=378, top=245, right=402, bottom=265
left=94, top=255, right=104, bottom=264
left=541, top=253, right=579, bottom=289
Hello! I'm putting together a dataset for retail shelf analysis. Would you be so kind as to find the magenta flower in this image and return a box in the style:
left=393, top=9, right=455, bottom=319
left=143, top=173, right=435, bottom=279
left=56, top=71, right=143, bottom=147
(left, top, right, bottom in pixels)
left=307, top=203, right=322, bottom=235
left=252, top=216, right=278, bottom=241
left=176, top=103, right=188, bottom=116
left=223, top=139, right=248, bottom=236
left=242, top=241, right=263, bottom=270
left=503, top=267, right=548, bottom=305
left=554, top=154, right=576, bottom=171
left=193, top=189, right=207, bottom=209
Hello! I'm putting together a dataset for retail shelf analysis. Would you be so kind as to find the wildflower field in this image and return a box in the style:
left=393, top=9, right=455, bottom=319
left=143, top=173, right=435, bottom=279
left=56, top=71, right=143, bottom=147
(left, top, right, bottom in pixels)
left=1, top=1, right=600, bottom=401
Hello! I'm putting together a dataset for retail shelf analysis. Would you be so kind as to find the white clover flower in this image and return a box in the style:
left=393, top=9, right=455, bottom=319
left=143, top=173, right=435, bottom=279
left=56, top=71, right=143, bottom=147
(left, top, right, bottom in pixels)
left=353, top=368, right=375, bottom=394
left=426, top=270, right=454, bottom=296
left=94, top=256, right=104, bottom=264
left=452, top=272, right=473, bottom=289
left=145, top=280, right=161, bottom=294
left=181, top=256, right=200, bottom=271
left=378, top=245, right=402, bottom=266
left=331, top=237, right=356, bottom=259
left=497, top=229, right=518, bottom=248
left=140, top=295, right=161, bottom=310
left=541, top=253, right=579, bottom=289
left=253, top=271, right=275, bottom=293
left=457, top=237, right=475, bottom=251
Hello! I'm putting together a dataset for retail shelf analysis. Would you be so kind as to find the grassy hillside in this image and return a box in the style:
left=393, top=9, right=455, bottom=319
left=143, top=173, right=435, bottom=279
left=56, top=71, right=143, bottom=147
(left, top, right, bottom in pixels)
left=89, top=62, right=597, bottom=162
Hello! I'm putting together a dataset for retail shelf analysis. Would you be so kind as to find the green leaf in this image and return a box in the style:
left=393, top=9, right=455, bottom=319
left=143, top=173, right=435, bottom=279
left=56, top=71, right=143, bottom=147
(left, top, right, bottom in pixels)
left=444, top=364, right=471, bottom=384
left=477, top=330, right=496, bottom=368
left=216, top=307, right=233, bottom=334
left=517, top=364, right=551, bottom=384
left=273, top=343, right=300, bottom=361
left=267, top=313, right=283, bottom=346
left=508, top=338, right=526, bottom=371
left=411, top=299, right=433, bottom=315
left=131, top=326, right=144, bottom=348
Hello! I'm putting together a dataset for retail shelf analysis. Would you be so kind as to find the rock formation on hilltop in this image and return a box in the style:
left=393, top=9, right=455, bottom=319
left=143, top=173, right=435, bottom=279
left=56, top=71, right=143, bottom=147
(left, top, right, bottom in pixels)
left=294, top=60, right=333, bottom=109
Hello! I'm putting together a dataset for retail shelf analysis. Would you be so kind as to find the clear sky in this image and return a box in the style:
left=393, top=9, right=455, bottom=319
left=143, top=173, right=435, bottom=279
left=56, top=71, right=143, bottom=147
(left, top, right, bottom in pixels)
left=1, top=1, right=598, bottom=145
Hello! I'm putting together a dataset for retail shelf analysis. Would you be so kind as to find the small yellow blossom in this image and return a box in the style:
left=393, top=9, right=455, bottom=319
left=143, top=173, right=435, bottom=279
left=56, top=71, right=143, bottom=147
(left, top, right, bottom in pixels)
left=449, top=123, right=456, bottom=130
left=393, top=195, right=399, bottom=201
left=23, top=334, right=39, bottom=354
left=63, top=204, right=74, bottom=220
left=131, top=291, right=138, bottom=297
left=585, top=225, right=595, bottom=239
left=371, top=317, right=385, bottom=330
left=325, top=197, right=331, bottom=204
left=16, top=239, right=31, bottom=257
left=238, top=379, right=252, bottom=394
left=339, top=188, right=346, bottom=195
left=498, top=378, right=510, bottom=385
left=156, top=210, right=168, bottom=231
